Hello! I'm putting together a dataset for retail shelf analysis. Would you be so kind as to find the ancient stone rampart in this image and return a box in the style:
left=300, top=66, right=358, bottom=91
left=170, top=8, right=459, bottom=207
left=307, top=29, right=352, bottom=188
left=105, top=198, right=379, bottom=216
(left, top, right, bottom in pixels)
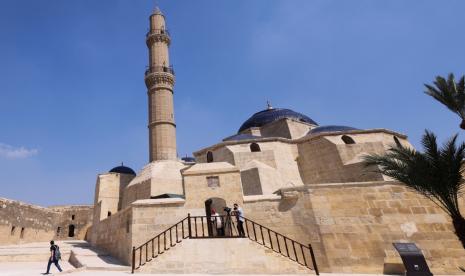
left=0, top=198, right=92, bottom=245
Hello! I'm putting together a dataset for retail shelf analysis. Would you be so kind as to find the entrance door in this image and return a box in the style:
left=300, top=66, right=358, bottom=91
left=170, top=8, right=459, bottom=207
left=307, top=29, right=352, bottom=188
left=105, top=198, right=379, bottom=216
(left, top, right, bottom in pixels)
left=205, top=198, right=226, bottom=236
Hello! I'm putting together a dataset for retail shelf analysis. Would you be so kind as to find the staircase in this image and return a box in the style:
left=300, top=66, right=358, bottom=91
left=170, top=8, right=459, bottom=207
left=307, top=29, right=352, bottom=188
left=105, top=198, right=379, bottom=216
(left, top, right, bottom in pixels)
left=132, top=214, right=319, bottom=274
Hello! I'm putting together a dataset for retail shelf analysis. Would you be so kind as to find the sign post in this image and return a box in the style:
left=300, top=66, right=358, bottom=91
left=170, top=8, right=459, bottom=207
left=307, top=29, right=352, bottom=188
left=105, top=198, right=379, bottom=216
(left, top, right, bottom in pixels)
left=392, top=243, right=433, bottom=276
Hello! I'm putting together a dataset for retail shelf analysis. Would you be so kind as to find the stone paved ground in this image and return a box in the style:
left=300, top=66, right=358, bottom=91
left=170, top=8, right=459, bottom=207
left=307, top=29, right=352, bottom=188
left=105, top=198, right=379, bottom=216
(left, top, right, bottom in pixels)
left=0, top=262, right=460, bottom=276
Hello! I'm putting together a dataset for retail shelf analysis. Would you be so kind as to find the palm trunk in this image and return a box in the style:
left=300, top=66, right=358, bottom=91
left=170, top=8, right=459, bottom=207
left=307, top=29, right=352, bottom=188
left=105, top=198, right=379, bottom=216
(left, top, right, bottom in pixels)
left=460, top=119, right=465, bottom=130
left=452, top=215, right=465, bottom=248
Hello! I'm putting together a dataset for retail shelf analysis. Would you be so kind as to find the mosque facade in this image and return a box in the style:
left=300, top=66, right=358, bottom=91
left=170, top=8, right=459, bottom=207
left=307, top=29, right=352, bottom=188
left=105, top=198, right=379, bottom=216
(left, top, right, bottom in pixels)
left=1, top=7, right=465, bottom=275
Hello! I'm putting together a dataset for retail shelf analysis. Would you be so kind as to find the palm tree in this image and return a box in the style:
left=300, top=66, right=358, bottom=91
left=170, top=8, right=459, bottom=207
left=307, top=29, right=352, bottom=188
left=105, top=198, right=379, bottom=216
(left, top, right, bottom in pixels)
left=363, top=130, right=465, bottom=248
left=424, top=73, right=465, bottom=129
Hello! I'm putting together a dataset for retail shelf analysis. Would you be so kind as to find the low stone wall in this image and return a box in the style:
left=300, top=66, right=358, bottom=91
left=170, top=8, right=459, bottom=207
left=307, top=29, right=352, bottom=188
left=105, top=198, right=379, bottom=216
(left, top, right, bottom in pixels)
left=0, top=198, right=92, bottom=245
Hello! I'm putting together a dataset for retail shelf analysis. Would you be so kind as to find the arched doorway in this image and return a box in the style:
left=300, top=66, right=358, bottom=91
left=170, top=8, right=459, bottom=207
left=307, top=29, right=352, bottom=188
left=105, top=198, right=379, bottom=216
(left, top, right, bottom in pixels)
left=205, top=198, right=226, bottom=237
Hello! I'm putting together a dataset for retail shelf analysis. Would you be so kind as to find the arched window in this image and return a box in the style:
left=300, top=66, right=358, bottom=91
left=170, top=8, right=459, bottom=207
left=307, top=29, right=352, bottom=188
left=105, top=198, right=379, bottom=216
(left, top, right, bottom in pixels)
left=393, top=136, right=402, bottom=147
left=206, top=151, right=213, bottom=163
left=20, top=227, right=25, bottom=239
left=68, top=225, right=75, bottom=237
left=250, top=143, right=261, bottom=152
left=341, top=135, right=355, bottom=144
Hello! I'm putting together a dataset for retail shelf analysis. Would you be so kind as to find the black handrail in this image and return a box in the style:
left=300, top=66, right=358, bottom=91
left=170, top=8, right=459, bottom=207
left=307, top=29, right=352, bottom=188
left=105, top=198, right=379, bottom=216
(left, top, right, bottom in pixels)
left=131, top=216, right=189, bottom=273
left=131, top=214, right=319, bottom=275
left=241, top=216, right=319, bottom=275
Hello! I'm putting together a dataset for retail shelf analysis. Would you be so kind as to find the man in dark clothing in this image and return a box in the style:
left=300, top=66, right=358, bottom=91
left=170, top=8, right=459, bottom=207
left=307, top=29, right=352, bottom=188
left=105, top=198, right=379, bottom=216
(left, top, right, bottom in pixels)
left=44, top=240, right=62, bottom=274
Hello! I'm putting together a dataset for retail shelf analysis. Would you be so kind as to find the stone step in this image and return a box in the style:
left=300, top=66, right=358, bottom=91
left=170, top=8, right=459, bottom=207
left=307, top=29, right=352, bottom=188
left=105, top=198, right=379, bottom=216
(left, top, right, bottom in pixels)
left=137, top=238, right=314, bottom=274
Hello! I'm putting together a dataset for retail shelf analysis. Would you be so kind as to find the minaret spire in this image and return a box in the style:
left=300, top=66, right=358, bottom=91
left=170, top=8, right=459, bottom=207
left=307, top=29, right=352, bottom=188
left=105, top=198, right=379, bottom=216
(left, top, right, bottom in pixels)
left=145, top=7, right=177, bottom=162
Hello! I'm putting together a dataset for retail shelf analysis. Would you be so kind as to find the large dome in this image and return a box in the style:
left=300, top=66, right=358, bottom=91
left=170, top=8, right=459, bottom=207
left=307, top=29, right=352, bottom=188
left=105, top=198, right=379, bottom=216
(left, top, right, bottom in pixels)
left=238, top=108, right=318, bottom=133
left=109, top=164, right=136, bottom=175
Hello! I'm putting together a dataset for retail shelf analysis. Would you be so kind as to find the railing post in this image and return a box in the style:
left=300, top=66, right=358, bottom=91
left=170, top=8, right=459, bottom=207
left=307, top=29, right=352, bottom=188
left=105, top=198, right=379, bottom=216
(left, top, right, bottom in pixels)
left=309, top=244, right=319, bottom=276
left=268, top=229, right=273, bottom=250
left=131, top=246, right=135, bottom=273
left=244, top=219, right=250, bottom=238
left=187, top=213, right=192, bottom=238
left=145, top=243, right=148, bottom=262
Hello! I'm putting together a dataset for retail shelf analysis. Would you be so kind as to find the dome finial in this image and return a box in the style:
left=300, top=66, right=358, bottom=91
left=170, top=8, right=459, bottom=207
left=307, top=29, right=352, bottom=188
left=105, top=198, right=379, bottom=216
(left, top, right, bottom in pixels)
left=266, top=100, right=273, bottom=110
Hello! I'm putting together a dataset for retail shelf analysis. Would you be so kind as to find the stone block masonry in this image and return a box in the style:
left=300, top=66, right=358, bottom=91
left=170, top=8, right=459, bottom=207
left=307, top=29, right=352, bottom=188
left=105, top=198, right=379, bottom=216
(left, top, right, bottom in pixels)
left=0, top=198, right=92, bottom=245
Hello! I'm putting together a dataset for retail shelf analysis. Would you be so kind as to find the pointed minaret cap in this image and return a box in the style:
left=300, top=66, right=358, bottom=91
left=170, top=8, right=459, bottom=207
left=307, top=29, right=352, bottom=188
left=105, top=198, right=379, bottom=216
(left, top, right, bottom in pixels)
left=153, top=6, right=163, bottom=16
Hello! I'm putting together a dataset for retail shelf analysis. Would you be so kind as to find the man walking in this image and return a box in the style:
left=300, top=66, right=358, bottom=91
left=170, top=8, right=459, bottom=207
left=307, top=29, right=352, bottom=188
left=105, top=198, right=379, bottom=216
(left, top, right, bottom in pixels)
left=233, top=203, right=246, bottom=237
left=44, top=240, right=62, bottom=274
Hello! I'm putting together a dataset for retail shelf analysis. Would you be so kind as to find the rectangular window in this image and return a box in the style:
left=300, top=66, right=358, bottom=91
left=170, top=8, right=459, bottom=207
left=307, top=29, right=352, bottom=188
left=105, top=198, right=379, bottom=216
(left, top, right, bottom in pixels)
left=126, top=220, right=130, bottom=233
left=71, top=215, right=75, bottom=220
left=57, top=227, right=61, bottom=236
left=10, top=226, right=15, bottom=235
left=207, top=176, right=220, bottom=188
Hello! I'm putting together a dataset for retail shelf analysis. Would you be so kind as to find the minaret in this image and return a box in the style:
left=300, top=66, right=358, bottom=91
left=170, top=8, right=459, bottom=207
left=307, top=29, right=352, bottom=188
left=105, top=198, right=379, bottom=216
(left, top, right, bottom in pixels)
left=145, top=7, right=177, bottom=162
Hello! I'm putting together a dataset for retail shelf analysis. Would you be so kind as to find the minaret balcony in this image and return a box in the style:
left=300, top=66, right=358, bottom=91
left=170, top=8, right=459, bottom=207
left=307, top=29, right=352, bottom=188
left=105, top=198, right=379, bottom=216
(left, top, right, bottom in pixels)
left=145, top=65, right=174, bottom=76
left=146, top=29, right=171, bottom=46
left=144, top=66, right=175, bottom=88
left=146, top=29, right=170, bottom=37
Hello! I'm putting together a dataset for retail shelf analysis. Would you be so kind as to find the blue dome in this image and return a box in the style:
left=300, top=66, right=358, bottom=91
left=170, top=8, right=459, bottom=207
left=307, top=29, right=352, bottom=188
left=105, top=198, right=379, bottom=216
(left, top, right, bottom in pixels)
left=109, top=165, right=136, bottom=175
left=238, top=108, right=318, bottom=133
left=181, top=156, right=196, bottom=163
left=307, top=125, right=359, bottom=135
left=223, top=133, right=262, bottom=142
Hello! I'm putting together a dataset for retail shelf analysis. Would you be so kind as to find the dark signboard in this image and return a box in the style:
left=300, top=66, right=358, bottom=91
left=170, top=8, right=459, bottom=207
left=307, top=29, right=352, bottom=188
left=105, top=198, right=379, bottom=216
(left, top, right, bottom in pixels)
left=392, top=243, right=433, bottom=276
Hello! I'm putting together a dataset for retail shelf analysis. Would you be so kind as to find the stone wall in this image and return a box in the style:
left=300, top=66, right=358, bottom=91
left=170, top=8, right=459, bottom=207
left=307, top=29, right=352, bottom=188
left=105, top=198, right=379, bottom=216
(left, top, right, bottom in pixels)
left=308, top=182, right=465, bottom=274
left=50, top=205, right=93, bottom=240
left=88, top=206, right=132, bottom=264
left=244, top=183, right=465, bottom=275
left=243, top=193, right=330, bottom=271
left=297, top=132, right=406, bottom=184
left=0, top=198, right=92, bottom=245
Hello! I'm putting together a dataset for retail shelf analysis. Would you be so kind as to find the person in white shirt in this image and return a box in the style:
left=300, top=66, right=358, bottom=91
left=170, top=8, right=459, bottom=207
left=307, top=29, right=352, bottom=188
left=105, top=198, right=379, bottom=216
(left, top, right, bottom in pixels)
left=233, top=203, right=245, bottom=237
left=210, top=209, right=224, bottom=236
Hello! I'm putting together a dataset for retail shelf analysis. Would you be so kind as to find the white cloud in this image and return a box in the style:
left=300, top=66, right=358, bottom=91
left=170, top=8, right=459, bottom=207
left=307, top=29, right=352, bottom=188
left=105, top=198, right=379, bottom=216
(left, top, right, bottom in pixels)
left=0, top=143, right=38, bottom=159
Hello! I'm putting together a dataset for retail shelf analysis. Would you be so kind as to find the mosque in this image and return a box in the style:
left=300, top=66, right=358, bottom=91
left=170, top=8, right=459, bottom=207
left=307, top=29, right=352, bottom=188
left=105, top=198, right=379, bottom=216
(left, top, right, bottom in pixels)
left=1, top=7, right=465, bottom=275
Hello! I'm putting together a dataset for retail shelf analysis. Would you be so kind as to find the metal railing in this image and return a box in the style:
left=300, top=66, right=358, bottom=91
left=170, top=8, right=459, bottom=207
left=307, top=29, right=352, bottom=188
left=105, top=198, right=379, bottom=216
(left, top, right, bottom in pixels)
left=146, top=28, right=170, bottom=37
left=242, top=216, right=319, bottom=275
left=131, top=216, right=189, bottom=273
left=131, top=214, right=319, bottom=275
left=144, top=65, right=175, bottom=76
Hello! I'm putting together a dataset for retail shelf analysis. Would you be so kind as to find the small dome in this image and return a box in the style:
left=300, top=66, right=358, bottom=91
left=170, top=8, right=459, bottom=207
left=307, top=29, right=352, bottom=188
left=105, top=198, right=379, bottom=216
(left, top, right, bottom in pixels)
left=109, top=164, right=136, bottom=175
left=181, top=156, right=196, bottom=163
left=307, top=125, right=359, bottom=135
left=238, top=108, right=317, bottom=133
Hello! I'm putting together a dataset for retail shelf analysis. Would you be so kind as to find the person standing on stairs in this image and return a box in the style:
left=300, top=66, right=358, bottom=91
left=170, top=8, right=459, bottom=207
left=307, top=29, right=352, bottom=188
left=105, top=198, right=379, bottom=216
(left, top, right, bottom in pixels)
left=43, top=240, right=62, bottom=274
left=233, top=203, right=246, bottom=237
left=210, top=209, right=224, bottom=236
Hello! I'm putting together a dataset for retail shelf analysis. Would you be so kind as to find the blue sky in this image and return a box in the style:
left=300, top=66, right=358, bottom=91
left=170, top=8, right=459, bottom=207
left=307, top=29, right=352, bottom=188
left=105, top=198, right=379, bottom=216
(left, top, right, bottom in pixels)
left=0, top=1, right=464, bottom=206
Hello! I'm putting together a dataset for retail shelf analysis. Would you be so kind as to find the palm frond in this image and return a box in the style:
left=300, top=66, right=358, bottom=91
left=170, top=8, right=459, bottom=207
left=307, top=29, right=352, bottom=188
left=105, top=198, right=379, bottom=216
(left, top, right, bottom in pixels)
left=363, top=130, right=465, bottom=218
left=424, top=74, right=465, bottom=119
